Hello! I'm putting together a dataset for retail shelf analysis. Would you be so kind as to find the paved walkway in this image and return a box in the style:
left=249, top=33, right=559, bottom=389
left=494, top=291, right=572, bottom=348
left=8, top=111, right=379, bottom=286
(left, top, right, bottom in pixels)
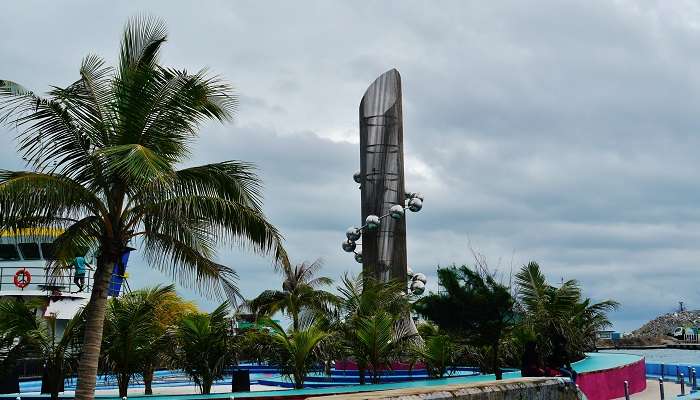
left=616, top=379, right=684, bottom=400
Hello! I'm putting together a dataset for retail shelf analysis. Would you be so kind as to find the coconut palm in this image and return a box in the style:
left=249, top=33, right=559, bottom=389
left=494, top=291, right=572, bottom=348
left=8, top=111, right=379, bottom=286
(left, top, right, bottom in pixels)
left=0, top=16, right=287, bottom=400
left=171, top=302, right=230, bottom=394
left=264, top=319, right=327, bottom=389
left=514, top=261, right=618, bottom=364
left=100, top=292, right=157, bottom=397
left=100, top=285, right=189, bottom=397
left=414, top=335, right=457, bottom=379
left=335, top=274, right=413, bottom=384
left=0, top=300, right=84, bottom=400
left=352, top=311, right=410, bottom=384
left=138, top=285, right=197, bottom=395
left=248, top=259, right=336, bottom=331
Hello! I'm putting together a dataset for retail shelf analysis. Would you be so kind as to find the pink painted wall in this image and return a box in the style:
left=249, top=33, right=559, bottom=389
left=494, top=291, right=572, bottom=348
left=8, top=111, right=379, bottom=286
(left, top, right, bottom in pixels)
left=576, top=358, right=646, bottom=400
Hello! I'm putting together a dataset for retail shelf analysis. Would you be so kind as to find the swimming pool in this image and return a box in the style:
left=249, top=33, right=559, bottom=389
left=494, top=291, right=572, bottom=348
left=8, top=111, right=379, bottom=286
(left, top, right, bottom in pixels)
left=17, top=366, right=480, bottom=393
left=9, top=353, right=644, bottom=400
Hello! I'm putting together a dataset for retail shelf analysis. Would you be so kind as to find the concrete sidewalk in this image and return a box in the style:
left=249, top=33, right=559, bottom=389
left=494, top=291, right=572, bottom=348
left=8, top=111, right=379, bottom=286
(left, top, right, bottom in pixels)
left=616, top=379, right=684, bottom=400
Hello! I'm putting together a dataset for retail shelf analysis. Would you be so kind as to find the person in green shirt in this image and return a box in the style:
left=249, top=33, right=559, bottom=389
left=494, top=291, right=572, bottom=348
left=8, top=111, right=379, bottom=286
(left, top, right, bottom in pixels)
left=72, top=255, right=93, bottom=292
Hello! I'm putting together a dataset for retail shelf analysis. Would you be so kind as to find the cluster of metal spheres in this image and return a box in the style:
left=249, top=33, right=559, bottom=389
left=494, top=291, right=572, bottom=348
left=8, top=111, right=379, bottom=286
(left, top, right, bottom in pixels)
left=407, top=268, right=427, bottom=295
left=341, top=181, right=424, bottom=265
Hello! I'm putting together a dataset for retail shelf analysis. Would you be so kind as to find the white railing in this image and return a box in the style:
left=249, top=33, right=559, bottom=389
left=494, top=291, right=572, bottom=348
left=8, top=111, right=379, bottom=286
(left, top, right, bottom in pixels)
left=0, top=264, right=93, bottom=294
left=682, top=333, right=699, bottom=344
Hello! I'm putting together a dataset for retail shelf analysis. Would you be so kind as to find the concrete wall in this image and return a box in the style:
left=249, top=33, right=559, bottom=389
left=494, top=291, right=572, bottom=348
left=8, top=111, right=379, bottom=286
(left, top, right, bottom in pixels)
left=307, top=377, right=585, bottom=400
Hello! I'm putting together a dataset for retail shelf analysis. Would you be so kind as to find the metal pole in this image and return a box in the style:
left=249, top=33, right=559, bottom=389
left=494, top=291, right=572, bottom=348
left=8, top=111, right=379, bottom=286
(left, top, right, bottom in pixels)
left=659, top=378, right=665, bottom=400
left=624, top=380, right=630, bottom=400
left=661, top=364, right=665, bottom=381
left=681, top=373, right=686, bottom=395
left=693, top=368, right=697, bottom=391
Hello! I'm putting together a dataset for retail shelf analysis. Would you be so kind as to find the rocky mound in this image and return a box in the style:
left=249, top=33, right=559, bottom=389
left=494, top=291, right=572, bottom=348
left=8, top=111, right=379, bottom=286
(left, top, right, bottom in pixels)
left=632, top=310, right=700, bottom=337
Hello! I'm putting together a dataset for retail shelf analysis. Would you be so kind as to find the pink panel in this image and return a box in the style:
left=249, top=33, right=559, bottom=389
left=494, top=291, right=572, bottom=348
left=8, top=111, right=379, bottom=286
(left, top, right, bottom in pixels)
left=577, top=358, right=646, bottom=400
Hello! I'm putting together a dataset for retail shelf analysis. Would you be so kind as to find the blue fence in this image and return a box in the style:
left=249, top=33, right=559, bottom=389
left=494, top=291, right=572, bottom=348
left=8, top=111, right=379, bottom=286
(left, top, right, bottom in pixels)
left=647, top=363, right=700, bottom=382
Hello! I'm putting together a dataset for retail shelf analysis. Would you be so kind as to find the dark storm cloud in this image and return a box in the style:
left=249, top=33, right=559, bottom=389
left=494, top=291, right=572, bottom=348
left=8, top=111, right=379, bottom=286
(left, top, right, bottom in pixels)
left=2, top=0, right=700, bottom=329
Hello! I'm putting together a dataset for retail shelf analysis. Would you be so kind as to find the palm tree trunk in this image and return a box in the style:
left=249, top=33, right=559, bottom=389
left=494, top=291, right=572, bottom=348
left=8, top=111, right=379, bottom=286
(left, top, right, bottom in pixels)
left=493, top=342, right=502, bottom=380
left=293, top=372, right=303, bottom=389
left=144, top=364, right=154, bottom=395
left=358, top=363, right=366, bottom=385
left=202, top=378, right=213, bottom=394
left=74, top=258, right=113, bottom=400
left=47, top=364, right=62, bottom=400
left=118, top=372, right=130, bottom=398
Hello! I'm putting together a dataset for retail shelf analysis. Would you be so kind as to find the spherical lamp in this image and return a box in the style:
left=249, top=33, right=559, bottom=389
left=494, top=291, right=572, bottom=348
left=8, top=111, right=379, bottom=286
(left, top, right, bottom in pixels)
left=342, top=240, right=356, bottom=252
left=389, top=204, right=404, bottom=219
left=354, top=251, right=363, bottom=263
left=413, top=272, right=427, bottom=284
left=408, top=198, right=422, bottom=212
left=365, top=215, right=380, bottom=229
left=346, top=226, right=361, bottom=241
left=410, top=280, right=425, bottom=295
left=353, top=171, right=362, bottom=183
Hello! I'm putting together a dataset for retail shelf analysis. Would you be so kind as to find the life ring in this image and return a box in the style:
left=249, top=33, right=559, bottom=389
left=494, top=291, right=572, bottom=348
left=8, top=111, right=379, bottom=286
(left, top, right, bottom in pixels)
left=13, top=269, right=31, bottom=288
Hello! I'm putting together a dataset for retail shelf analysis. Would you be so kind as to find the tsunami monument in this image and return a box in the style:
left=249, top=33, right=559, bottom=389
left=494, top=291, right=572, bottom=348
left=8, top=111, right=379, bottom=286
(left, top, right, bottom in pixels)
left=342, top=69, right=426, bottom=296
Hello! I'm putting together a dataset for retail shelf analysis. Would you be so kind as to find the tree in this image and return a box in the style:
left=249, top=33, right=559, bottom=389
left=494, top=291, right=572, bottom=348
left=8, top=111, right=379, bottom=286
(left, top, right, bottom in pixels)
left=264, top=319, right=327, bottom=389
left=100, top=285, right=191, bottom=397
left=414, top=265, right=516, bottom=380
left=248, top=259, right=336, bottom=331
left=352, top=311, right=409, bottom=384
left=171, top=302, right=230, bottom=394
left=100, top=292, right=156, bottom=397
left=415, top=334, right=457, bottom=379
left=335, top=274, right=413, bottom=384
left=0, top=16, right=287, bottom=400
left=138, top=285, right=197, bottom=395
left=0, top=300, right=84, bottom=400
left=514, top=261, right=618, bottom=365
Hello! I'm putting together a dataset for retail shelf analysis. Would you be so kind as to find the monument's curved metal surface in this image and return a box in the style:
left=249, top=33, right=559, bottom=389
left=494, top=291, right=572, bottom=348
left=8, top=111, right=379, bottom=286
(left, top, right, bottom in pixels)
left=341, top=69, right=425, bottom=299
left=359, top=69, right=407, bottom=283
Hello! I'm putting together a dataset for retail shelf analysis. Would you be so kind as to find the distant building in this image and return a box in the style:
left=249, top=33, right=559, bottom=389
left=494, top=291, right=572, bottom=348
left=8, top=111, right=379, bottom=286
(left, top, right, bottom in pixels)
left=596, top=330, right=621, bottom=341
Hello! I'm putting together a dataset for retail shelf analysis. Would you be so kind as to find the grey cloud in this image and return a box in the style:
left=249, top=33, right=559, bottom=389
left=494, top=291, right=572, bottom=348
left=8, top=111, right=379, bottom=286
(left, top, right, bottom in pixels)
left=4, top=0, right=700, bottom=331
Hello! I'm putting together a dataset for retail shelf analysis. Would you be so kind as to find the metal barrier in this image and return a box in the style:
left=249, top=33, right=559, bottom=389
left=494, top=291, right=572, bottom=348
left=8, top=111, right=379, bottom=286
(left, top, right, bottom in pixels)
left=0, top=265, right=93, bottom=294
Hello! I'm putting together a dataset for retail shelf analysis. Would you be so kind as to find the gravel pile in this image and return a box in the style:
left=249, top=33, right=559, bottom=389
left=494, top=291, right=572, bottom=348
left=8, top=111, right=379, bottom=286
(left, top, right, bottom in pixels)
left=632, top=310, right=700, bottom=337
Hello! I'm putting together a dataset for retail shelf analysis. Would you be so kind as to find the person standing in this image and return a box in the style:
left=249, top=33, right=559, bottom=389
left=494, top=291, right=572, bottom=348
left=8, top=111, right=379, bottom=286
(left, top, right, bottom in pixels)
left=72, top=255, right=93, bottom=292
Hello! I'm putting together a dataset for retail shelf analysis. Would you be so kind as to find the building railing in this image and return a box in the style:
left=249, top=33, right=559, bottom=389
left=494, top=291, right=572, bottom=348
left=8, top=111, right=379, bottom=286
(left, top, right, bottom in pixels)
left=682, top=333, right=699, bottom=344
left=0, top=265, right=93, bottom=294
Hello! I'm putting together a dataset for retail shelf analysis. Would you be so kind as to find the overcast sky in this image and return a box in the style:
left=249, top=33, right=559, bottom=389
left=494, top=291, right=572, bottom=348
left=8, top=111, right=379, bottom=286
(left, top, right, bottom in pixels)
left=4, top=1, right=700, bottom=331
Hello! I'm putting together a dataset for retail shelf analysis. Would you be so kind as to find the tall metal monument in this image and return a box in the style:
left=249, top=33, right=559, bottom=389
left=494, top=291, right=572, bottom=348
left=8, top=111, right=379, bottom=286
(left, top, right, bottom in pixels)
left=342, top=69, right=426, bottom=295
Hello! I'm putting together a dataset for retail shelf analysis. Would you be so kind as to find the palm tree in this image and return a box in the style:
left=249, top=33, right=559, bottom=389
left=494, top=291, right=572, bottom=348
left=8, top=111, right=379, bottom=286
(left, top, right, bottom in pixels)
left=0, top=16, right=287, bottom=400
left=352, top=311, right=410, bottom=384
left=101, top=294, right=154, bottom=397
left=514, top=261, right=618, bottom=364
left=264, top=319, right=327, bottom=389
left=414, top=335, right=457, bottom=379
left=335, top=274, right=413, bottom=384
left=0, top=300, right=84, bottom=400
left=248, top=260, right=336, bottom=331
left=171, top=302, right=230, bottom=394
left=100, top=285, right=188, bottom=397
left=138, top=285, right=197, bottom=395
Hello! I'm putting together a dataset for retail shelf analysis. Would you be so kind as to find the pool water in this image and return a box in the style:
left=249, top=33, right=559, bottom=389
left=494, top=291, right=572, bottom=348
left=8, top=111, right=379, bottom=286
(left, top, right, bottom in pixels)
left=15, top=353, right=644, bottom=399
left=601, top=349, right=700, bottom=364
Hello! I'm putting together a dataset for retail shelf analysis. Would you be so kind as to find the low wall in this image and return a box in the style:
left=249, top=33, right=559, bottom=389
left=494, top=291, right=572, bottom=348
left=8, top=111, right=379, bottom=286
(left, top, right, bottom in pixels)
left=647, top=362, right=698, bottom=379
left=307, top=377, right=583, bottom=400
left=576, top=356, right=646, bottom=400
